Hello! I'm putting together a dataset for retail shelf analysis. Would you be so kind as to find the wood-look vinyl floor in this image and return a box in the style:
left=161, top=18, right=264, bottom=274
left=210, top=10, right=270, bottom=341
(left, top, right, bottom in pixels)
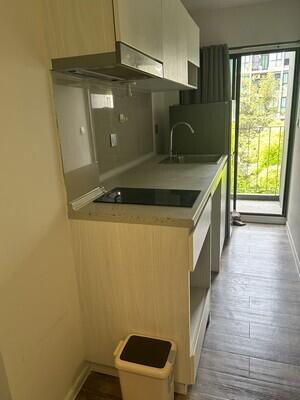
left=77, top=223, right=300, bottom=400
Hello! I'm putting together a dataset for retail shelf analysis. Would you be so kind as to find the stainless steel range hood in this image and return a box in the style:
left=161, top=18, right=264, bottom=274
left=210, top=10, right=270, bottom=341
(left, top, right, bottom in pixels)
left=51, top=42, right=163, bottom=82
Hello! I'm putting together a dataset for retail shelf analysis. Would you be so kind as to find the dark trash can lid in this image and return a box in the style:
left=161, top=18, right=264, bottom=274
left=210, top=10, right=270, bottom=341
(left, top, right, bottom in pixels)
left=121, top=335, right=171, bottom=368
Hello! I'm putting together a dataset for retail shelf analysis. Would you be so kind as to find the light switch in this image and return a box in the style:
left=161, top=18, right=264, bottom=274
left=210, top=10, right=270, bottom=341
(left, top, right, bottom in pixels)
left=119, top=113, right=128, bottom=123
left=110, top=133, right=118, bottom=147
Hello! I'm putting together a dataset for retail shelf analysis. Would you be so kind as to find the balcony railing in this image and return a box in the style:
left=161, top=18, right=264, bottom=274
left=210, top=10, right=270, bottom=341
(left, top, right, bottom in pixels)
left=237, top=125, right=285, bottom=196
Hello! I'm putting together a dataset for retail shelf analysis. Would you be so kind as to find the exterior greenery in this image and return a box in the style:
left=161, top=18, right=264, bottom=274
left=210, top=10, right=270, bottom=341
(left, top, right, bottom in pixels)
left=237, top=72, right=285, bottom=195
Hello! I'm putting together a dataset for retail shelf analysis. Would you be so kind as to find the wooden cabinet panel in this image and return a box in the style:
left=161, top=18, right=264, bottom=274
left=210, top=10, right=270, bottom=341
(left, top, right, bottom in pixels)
left=71, top=216, right=212, bottom=389
left=113, top=0, right=163, bottom=61
left=162, top=0, right=178, bottom=81
left=211, top=180, right=222, bottom=273
left=44, top=0, right=116, bottom=59
left=211, top=163, right=228, bottom=273
left=187, top=15, right=200, bottom=67
left=220, top=163, right=228, bottom=252
left=176, top=1, right=189, bottom=85
left=71, top=220, right=192, bottom=385
left=189, top=197, right=212, bottom=271
left=45, top=0, right=198, bottom=89
left=162, top=0, right=200, bottom=85
left=190, top=291, right=210, bottom=383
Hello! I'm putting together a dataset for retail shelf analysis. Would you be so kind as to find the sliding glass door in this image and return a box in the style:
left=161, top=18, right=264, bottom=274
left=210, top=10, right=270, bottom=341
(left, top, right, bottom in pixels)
left=231, top=49, right=299, bottom=217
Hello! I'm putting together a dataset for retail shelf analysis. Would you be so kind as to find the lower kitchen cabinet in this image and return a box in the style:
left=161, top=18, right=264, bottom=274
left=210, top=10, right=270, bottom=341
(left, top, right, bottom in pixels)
left=70, top=197, right=212, bottom=393
left=189, top=225, right=211, bottom=383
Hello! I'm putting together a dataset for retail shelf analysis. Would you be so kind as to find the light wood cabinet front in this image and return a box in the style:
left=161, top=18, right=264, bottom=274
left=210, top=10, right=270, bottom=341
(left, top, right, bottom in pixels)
left=113, top=0, right=163, bottom=61
left=187, top=16, right=200, bottom=67
left=162, top=0, right=178, bottom=81
left=189, top=197, right=212, bottom=271
left=162, top=0, right=188, bottom=84
left=44, top=0, right=116, bottom=59
left=211, top=163, right=228, bottom=273
left=45, top=0, right=200, bottom=89
left=162, top=0, right=199, bottom=85
left=176, top=1, right=189, bottom=85
left=71, top=212, right=212, bottom=390
left=220, top=163, right=228, bottom=252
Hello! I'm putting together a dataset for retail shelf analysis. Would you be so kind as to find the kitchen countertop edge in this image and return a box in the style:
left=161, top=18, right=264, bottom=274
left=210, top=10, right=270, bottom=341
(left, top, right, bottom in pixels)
left=68, top=154, right=228, bottom=230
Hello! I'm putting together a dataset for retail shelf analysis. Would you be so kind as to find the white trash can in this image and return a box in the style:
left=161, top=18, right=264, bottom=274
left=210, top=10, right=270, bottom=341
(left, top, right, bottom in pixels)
left=114, top=334, right=177, bottom=400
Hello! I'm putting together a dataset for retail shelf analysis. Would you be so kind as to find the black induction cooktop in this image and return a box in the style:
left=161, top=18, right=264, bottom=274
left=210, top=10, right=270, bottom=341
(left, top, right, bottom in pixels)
left=94, top=187, right=200, bottom=208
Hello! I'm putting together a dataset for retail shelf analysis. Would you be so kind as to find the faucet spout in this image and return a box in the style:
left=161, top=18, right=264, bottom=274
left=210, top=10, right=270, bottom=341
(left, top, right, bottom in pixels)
left=169, top=122, right=195, bottom=158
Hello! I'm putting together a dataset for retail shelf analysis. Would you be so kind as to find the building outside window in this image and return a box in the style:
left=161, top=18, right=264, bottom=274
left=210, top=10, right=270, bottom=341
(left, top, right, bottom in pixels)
left=283, top=72, right=289, bottom=84
left=252, top=54, right=261, bottom=71
left=281, top=97, right=287, bottom=113
left=241, top=52, right=291, bottom=118
left=269, top=52, right=282, bottom=68
left=261, top=54, right=269, bottom=69
left=274, top=72, right=281, bottom=80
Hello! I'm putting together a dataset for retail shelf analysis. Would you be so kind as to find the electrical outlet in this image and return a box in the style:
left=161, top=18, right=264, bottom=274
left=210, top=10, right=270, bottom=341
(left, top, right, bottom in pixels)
left=110, top=133, right=118, bottom=147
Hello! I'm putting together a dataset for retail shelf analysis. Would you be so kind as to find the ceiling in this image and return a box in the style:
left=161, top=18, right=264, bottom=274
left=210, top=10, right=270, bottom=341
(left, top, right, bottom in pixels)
left=182, top=0, right=274, bottom=10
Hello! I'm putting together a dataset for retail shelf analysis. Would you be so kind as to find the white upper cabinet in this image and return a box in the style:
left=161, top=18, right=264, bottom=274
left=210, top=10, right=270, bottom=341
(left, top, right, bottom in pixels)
left=113, top=0, right=163, bottom=62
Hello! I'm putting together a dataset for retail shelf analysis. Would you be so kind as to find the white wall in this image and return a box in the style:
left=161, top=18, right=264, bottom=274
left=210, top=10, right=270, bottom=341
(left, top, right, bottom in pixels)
left=287, top=74, right=300, bottom=268
left=54, top=85, right=94, bottom=173
left=192, top=0, right=300, bottom=47
left=0, top=1, right=85, bottom=399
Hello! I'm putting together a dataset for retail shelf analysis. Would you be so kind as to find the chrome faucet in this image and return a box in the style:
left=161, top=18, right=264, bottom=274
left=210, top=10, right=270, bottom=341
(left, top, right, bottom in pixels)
left=169, top=122, right=195, bottom=158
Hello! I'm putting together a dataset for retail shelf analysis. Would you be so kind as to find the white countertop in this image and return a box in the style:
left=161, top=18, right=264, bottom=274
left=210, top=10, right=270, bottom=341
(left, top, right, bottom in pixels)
left=69, top=154, right=228, bottom=229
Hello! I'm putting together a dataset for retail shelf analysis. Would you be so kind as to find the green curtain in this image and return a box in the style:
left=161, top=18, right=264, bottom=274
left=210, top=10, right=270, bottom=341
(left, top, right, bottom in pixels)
left=180, top=44, right=231, bottom=104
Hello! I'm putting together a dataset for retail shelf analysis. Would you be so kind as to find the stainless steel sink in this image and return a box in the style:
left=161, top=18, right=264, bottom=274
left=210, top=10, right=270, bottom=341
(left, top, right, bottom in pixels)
left=159, top=154, right=222, bottom=165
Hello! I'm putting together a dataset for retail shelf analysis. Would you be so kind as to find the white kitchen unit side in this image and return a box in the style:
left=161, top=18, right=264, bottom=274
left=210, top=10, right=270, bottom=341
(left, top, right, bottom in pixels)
left=70, top=197, right=212, bottom=393
left=211, top=163, right=228, bottom=273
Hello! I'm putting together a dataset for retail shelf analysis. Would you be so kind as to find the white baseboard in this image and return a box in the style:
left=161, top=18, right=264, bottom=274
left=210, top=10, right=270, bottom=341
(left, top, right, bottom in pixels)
left=64, top=363, right=91, bottom=400
left=240, top=214, right=286, bottom=224
left=287, top=222, right=300, bottom=277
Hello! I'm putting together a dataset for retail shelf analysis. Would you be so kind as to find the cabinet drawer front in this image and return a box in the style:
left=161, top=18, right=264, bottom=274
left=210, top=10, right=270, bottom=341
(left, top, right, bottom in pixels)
left=189, top=198, right=211, bottom=271
left=190, top=292, right=210, bottom=383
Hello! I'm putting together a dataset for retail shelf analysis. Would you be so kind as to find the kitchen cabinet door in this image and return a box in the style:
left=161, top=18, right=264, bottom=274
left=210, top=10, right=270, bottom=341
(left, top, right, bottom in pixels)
left=176, top=2, right=189, bottom=85
left=187, top=15, right=200, bottom=67
left=220, top=164, right=228, bottom=253
left=211, top=163, right=228, bottom=272
left=113, top=0, right=163, bottom=61
left=162, top=0, right=178, bottom=81
left=162, top=0, right=188, bottom=84
left=44, top=0, right=116, bottom=59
